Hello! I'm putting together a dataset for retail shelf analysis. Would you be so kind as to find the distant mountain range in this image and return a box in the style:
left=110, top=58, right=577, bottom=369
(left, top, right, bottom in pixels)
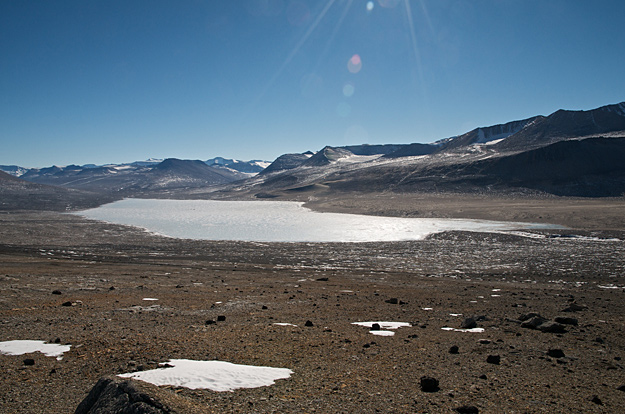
left=1, top=158, right=269, bottom=194
left=2, top=101, right=624, bottom=210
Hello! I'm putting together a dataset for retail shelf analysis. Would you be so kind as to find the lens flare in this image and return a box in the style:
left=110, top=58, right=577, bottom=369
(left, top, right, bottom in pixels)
left=366, top=1, right=374, bottom=12
left=347, top=54, right=362, bottom=73
left=342, top=82, right=355, bottom=97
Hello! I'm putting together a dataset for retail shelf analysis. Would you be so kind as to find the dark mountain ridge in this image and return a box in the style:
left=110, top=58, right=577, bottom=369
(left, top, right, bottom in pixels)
left=494, top=102, right=625, bottom=151
left=243, top=100, right=625, bottom=198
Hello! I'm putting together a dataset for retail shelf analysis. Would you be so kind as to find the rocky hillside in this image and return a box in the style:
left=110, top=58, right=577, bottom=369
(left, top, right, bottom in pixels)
left=222, top=101, right=625, bottom=199
left=0, top=170, right=115, bottom=211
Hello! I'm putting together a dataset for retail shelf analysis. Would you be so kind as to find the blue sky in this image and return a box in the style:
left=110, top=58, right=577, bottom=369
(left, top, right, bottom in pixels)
left=2, top=0, right=624, bottom=167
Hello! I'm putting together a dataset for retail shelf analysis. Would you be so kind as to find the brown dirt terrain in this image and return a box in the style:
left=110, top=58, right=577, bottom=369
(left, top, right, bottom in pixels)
left=1, top=195, right=625, bottom=413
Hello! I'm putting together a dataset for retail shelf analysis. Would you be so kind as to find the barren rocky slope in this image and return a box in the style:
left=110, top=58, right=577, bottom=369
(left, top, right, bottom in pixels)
left=1, top=209, right=624, bottom=413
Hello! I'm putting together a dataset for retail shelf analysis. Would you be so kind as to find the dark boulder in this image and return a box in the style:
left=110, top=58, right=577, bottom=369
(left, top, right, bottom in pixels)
left=538, top=321, right=567, bottom=333
left=486, top=355, right=500, bottom=365
left=547, top=349, right=565, bottom=358
left=561, top=303, right=586, bottom=312
left=518, top=313, right=542, bottom=321
left=460, top=317, right=477, bottom=329
left=554, top=316, right=578, bottom=326
left=520, top=316, right=547, bottom=330
left=74, top=376, right=206, bottom=414
left=420, top=376, right=439, bottom=392
left=455, top=406, right=479, bottom=414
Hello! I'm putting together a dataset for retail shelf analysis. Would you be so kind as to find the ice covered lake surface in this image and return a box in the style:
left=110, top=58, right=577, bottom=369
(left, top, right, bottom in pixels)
left=76, top=199, right=560, bottom=243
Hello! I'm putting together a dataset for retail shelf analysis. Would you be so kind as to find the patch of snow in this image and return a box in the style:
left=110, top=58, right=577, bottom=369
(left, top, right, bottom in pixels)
left=449, top=313, right=463, bottom=317
left=273, top=323, right=298, bottom=326
left=483, top=138, right=505, bottom=146
left=143, top=298, right=159, bottom=301
left=598, top=284, right=625, bottom=289
left=352, top=322, right=411, bottom=330
left=441, top=327, right=485, bottom=333
left=335, top=154, right=381, bottom=164
left=118, top=359, right=293, bottom=392
left=422, top=307, right=433, bottom=311
left=0, top=340, right=71, bottom=360
left=370, top=330, right=395, bottom=336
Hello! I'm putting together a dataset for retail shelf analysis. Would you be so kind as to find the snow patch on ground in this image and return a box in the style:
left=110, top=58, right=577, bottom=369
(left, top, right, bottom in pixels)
left=352, top=321, right=411, bottom=336
left=441, top=327, right=485, bottom=333
left=370, top=330, right=396, bottom=336
left=352, top=322, right=411, bottom=330
left=598, top=284, right=625, bottom=289
left=119, top=359, right=293, bottom=392
left=0, top=340, right=71, bottom=360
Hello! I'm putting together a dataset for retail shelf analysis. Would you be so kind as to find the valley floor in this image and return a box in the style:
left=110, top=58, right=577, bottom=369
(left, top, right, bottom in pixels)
left=1, top=195, right=624, bottom=413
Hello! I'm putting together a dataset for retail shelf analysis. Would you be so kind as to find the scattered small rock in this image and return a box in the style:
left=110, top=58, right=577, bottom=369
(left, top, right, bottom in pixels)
left=385, top=298, right=398, bottom=304
left=478, top=339, right=491, bottom=345
left=547, top=349, right=565, bottom=358
left=420, top=376, right=439, bottom=392
left=217, top=315, right=226, bottom=322
left=205, top=320, right=216, bottom=325
left=304, top=320, right=314, bottom=327
left=590, top=395, right=603, bottom=405
left=109, top=286, right=116, bottom=291
left=486, top=355, right=500, bottom=365
left=617, top=385, right=625, bottom=392
left=52, top=290, right=62, bottom=295
left=61, top=301, right=73, bottom=307
left=261, top=305, right=268, bottom=310
left=455, top=405, right=479, bottom=414
left=371, top=323, right=381, bottom=331
left=23, top=358, right=35, bottom=366
left=478, top=374, right=487, bottom=380
left=316, top=277, right=329, bottom=281
left=449, top=345, right=459, bottom=354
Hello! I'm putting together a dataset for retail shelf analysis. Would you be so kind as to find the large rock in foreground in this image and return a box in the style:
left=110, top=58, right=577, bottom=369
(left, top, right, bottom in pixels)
left=75, top=376, right=206, bottom=414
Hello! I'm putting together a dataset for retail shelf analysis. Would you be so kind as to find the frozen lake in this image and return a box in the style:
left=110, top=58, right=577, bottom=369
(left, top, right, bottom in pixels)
left=75, top=199, right=554, bottom=243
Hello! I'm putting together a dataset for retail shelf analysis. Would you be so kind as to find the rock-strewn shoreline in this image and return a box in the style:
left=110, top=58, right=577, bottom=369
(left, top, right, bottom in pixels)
left=1, top=197, right=624, bottom=413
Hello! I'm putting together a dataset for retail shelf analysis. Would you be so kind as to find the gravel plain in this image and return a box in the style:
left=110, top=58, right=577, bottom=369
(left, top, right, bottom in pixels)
left=1, top=195, right=625, bottom=413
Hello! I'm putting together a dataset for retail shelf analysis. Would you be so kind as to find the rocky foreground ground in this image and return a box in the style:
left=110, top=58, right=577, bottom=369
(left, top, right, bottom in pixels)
left=1, top=197, right=625, bottom=413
